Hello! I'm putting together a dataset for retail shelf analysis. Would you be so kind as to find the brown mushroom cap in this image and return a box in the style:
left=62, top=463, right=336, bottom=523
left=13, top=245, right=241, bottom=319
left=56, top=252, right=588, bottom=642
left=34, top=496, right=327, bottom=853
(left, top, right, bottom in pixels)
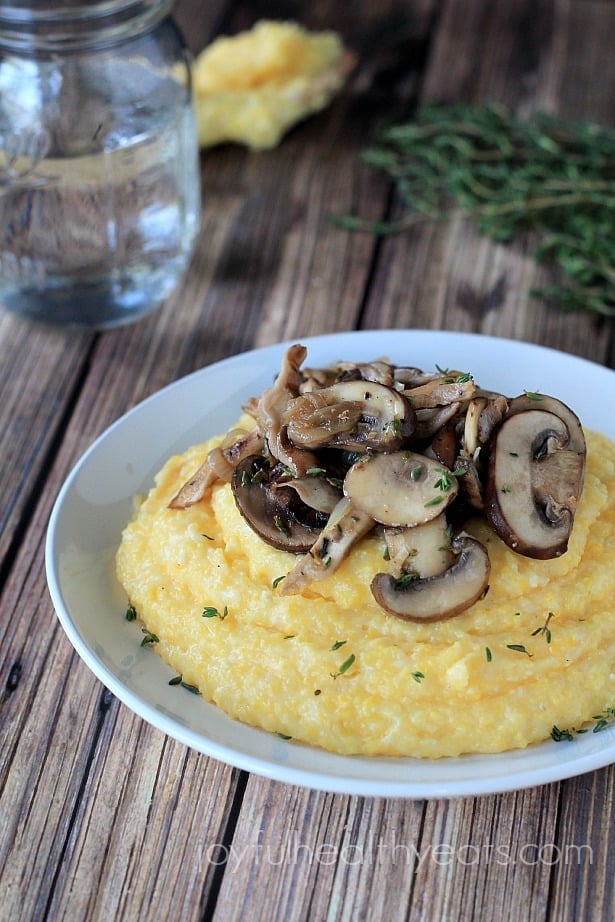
left=371, top=535, right=491, bottom=621
left=484, top=406, right=586, bottom=559
left=343, top=450, right=459, bottom=527
left=231, top=456, right=328, bottom=552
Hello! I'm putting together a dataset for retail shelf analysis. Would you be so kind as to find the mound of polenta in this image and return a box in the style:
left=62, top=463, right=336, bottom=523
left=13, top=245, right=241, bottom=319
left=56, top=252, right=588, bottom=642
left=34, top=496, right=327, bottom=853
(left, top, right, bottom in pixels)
left=116, top=427, right=615, bottom=759
left=192, top=20, right=356, bottom=149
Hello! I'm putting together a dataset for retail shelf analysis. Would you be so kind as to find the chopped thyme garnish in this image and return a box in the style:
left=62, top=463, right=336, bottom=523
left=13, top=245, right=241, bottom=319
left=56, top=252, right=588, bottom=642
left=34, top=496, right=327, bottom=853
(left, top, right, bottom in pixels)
left=273, top=514, right=290, bottom=537
left=394, top=572, right=419, bottom=589
left=501, top=484, right=512, bottom=493
left=524, top=391, right=543, bottom=401
left=276, top=732, right=292, bottom=740
left=331, top=652, right=356, bottom=678
left=485, top=647, right=492, bottom=663
left=306, top=467, right=326, bottom=476
left=140, top=630, right=159, bottom=647
left=272, top=575, right=286, bottom=589
left=283, top=634, right=296, bottom=640
left=593, top=708, right=615, bottom=733
left=551, top=708, right=615, bottom=741
left=455, top=372, right=473, bottom=384
left=551, top=725, right=574, bottom=742
left=330, top=640, right=347, bottom=651
left=202, top=605, right=228, bottom=620
left=181, top=682, right=201, bottom=695
left=168, top=674, right=183, bottom=685
left=412, top=671, right=425, bottom=683
left=125, top=604, right=137, bottom=622
left=531, top=612, right=554, bottom=643
left=424, top=494, right=444, bottom=507
left=506, top=643, right=533, bottom=657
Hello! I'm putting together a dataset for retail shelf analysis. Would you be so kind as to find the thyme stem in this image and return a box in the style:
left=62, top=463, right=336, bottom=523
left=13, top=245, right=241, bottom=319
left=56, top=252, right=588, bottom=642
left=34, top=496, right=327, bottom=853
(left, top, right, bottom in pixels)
left=337, top=103, right=615, bottom=317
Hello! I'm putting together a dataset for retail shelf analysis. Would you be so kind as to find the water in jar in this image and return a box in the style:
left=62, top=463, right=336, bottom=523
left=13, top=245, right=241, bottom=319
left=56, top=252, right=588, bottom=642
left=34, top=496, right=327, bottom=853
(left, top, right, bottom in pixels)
left=0, top=47, right=201, bottom=329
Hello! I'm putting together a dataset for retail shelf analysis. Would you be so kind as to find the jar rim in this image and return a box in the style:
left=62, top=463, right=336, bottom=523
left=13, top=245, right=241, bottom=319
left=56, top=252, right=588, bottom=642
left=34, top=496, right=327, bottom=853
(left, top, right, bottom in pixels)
left=0, top=0, right=175, bottom=51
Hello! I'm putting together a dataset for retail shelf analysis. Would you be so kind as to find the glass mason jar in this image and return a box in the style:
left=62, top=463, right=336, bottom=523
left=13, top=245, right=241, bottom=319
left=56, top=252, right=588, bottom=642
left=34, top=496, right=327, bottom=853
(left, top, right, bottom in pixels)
left=0, top=1, right=201, bottom=329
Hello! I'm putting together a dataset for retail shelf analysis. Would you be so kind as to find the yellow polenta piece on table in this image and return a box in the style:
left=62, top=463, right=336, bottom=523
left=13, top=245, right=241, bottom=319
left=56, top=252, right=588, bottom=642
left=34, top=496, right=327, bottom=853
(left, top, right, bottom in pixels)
left=191, top=20, right=356, bottom=149
left=116, top=426, right=615, bottom=759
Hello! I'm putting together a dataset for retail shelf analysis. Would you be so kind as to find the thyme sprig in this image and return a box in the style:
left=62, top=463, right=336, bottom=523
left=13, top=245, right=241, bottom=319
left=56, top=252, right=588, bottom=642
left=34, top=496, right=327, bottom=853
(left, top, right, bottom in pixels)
left=336, top=103, right=615, bottom=316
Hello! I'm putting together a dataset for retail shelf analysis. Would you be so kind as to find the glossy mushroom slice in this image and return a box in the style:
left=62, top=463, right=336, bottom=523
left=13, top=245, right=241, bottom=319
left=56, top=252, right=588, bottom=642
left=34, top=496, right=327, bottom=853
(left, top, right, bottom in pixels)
left=279, top=496, right=374, bottom=594
left=484, top=407, right=586, bottom=558
left=169, top=427, right=264, bottom=508
left=343, top=450, right=459, bottom=527
left=231, top=456, right=328, bottom=552
left=371, top=535, right=491, bottom=622
left=383, top=515, right=454, bottom=578
left=284, top=380, right=414, bottom=452
left=505, top=393, right=586, bottom=453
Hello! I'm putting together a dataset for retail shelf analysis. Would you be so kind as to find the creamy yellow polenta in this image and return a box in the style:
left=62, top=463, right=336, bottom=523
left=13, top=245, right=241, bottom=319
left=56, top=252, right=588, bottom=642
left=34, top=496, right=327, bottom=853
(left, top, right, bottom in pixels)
left=116, top=425, right=615, bottom=758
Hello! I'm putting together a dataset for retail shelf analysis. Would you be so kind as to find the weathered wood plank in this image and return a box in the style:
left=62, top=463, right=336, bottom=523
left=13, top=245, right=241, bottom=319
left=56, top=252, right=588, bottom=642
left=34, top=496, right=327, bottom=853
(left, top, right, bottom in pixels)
left=0, top=2, right=422, bottom=919
left=360, top=0, right=614, bottom=368
left=211, top=783, right=427, bottom=921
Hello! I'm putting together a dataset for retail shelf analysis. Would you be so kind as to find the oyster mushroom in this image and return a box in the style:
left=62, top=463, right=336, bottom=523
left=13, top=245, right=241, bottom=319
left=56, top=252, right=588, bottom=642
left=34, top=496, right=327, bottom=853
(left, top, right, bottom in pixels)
left=285, top=380, right=414, bottom=452
left=343, top=450, right=459, bottom=527
left=169, top=427, right=264, bottom=508
left=231, top=456, right=328, bottom=552
left=484, top=407, right=586, bottom=558
left=371, top=535, right=491, bottom=621
left=279, top=496, right=374, bottom=593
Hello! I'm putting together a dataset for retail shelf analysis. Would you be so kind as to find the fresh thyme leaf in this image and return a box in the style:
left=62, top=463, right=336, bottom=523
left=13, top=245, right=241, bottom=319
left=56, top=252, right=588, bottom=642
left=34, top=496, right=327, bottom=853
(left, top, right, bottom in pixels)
left=272, top=575, right=286, bottom=589
left=125, top=604, right=137, bottom=622
left=551, top=725, right=574, bottom=742
left=330, top=640, right=347, bottom=651
left=331, top=652, right=356, bottom=678
left=202, top=605, right=228, bottom=620
left=140, top=630, right=159, bottom=647
left=485, top=647, right=492, bottom=663
left=336, top=103, right=615, bottom=317
left=506, top=643, right=532, bottom=657
left=168, top=674, right=183, bottom=685
left=412, top=670, right=425, bottom=683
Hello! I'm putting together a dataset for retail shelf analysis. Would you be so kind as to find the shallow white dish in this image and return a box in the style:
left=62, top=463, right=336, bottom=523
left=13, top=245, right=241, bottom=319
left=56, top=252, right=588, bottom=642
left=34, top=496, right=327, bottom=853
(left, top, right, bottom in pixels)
left=46, top=329, right=615, bottom=798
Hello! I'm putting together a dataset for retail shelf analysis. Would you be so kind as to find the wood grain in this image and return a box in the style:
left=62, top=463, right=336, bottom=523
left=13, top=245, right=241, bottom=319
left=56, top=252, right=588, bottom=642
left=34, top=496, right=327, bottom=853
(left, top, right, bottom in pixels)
left=1, top=0, right=614, bottom=919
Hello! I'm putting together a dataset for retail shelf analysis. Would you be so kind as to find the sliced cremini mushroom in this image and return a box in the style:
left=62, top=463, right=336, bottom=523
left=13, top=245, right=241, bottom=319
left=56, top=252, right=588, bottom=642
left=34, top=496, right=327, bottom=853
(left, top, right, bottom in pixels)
left=454, top=454, right=484, bottom=510
left=430, top=420, right=459, bottom=469
left=506, top=393, right=585, bottom=453
left=484, top=407, right=586, bottom=559
left=343, top=450, right=459, bottom=527
left=279, top=496, right=374, bottom=593
left=285, top=380, right=414, bottom=452
left=371, top=535, right=491, bottom=621
left=383, top=515, right=454, bottom=578
left=273, top=473, right=342, bottom=514
left=231, top=456, right=328, bottom=552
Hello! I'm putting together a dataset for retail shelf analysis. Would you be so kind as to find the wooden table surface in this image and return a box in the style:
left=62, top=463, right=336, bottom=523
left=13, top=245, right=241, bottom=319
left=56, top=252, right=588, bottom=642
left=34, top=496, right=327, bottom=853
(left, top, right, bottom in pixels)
left=2, top=1, right=614, bottom=919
